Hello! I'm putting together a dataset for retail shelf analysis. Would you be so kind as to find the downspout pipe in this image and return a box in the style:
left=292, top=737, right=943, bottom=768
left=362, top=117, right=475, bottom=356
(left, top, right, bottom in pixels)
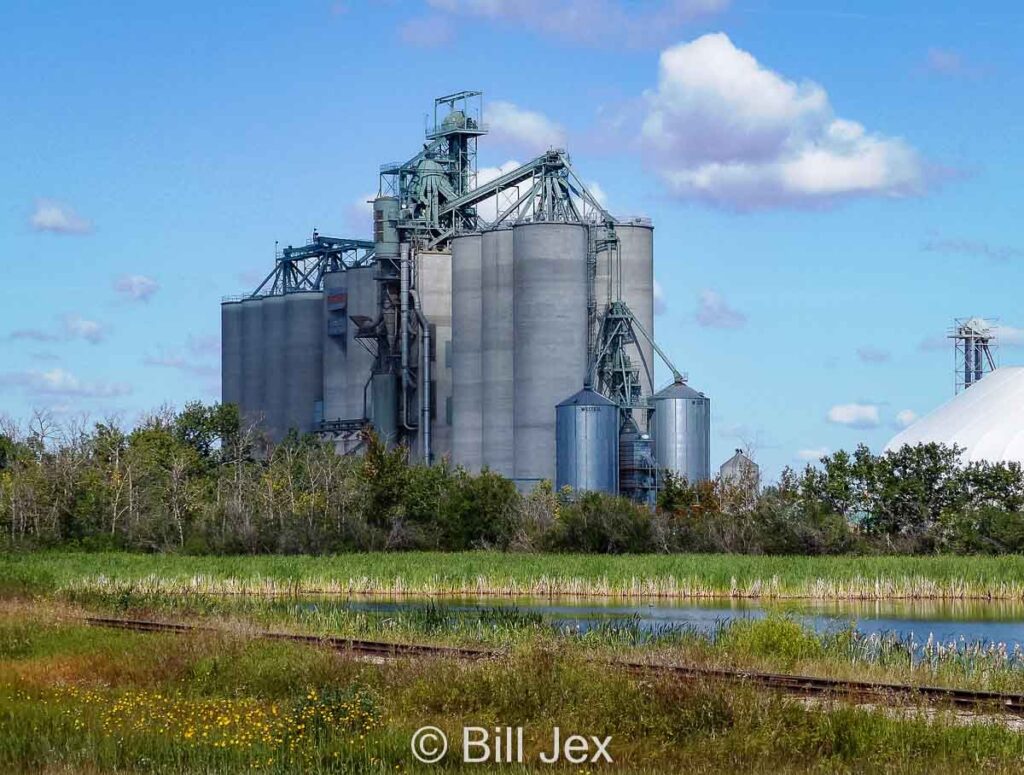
left=399, top=242, right=415, bottom=431
left=410, top=289, right=431, bottom=463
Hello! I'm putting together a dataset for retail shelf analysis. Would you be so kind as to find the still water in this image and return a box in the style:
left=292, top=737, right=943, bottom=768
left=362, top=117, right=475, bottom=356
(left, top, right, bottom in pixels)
left=324, top=596, right=1024, bottom=646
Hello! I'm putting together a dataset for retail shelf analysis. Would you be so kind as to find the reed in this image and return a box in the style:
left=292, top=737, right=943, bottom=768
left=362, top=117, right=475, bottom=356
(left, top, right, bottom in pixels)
left=7, top=550, right=1024, bottom=601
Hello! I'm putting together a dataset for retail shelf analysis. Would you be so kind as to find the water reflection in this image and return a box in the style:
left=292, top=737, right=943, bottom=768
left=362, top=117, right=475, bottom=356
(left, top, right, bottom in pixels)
left=307, top=595, right=1024, bottom=647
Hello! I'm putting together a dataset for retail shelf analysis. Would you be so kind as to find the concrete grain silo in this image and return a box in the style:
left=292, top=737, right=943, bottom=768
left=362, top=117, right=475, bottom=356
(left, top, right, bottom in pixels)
left=512, top=222, right=589, bottom=489
left=616, top=222, right=655, bottom=417
left=451, top=233, right=483, bottom=470
left=239, top=297, right=265, bottom=430
left=220, top=300, right=243, bottom=412
left=284, top=291, right=323, bottom=435
left=261, top=295, right=289, bottom=442
left=480, top=227, right=514, bottom=476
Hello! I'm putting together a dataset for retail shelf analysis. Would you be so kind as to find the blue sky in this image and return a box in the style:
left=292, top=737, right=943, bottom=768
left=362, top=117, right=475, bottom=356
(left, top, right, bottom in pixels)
left=2, top=0, right=1022, bottom=478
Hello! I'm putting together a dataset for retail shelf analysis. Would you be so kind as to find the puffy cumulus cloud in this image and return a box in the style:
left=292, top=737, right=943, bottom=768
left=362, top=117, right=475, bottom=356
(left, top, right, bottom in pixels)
left=29, top=199, right=92, bottom=235
left=695, top=289, right=745, bottom=329
left=639, top=33, right=927, bottom=210
left=398, top=14, right=455, bottom=48
left=426, top=0, right=727, bottom=48
left=484, top=101, right=565, bottom=155
left=0, top=368, right=130, bottom=399
left=856, top=346, right=891, bottom=363
left=113, top=274, right=160, bottom=303
left=797, top=447, right=830, bottom=462
left=827, top=402, right=880, bottom=429
left=895, top=409, right=918, bottom=429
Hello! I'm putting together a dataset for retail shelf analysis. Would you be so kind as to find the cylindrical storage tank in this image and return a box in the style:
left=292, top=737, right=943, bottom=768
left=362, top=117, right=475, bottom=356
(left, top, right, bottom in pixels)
left=619, top=415, right=650, bottom=496
left=451, top=233, right=483, bottom=471
left=322, top=270, right=348, bottom=423
left=373, top=197, right=400, bottom=260
left=344, top=266, right=377, bottom=423
left=650, top=378, right=710, bottom=484
left=556, top=387, right=619, bottom=495
left=239, top=297, right=265, bottom=431
left=220, top=301, right=243, bottom=411
left=616, top=223, right=655, bottom=426
left=284, top=291, right=324, bottom=436
left=481, top=227, right=514, bottom=476
left=513, top=222, right=589, bottom=489
left=261, top=295, right=288, bottom=443
left=371, top=372, right=398, bottom=445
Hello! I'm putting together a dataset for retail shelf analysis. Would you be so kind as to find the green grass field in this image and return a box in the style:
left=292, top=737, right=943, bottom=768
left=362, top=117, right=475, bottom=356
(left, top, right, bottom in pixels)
left=4, top=606, right=1024, bottom=773
left=6, top=550, right=1024, bottom=599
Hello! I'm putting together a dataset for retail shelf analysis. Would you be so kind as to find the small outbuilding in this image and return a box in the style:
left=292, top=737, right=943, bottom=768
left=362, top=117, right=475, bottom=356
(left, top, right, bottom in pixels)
left=719, top=449, right=760, bottom=492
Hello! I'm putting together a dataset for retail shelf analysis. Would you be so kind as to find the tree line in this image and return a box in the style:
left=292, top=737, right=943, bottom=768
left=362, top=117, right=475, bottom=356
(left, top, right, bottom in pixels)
left=2, top=402, right=1023, bottom=555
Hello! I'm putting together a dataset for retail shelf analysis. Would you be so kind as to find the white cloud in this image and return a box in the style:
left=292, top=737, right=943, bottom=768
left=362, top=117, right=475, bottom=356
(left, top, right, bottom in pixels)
left=484, top=101, right=565, bottom=155
left=827, top=403, right=880, bottom=429
left=144, top=335, right=220, bottom=380
left=588, top=181, right=608, bottom=207
left=398, top=14, right=455, bottom=47
left=653, top=280, right=667, bottom=315
left=0, top=368, right=130, bottom=399
left=797, top=447, right=830, bottom=462
left=9, top=328, right=59, bottom=343
left=925, top=47, right=978, bottom=77
left=472, top=160, right=524, bottom=222
left=922, top=236, right=1022, bottom=262
left=9, top=315, right=106, bottom=344
left=62, top=314, right=106, bottom=344
left=344, top=192, right=375, bottom=235
left=695, top=289, right=745, bottom=329
left=427, top=0, right=727, bottom=47
left=994, top=325, right=1024, bottom=348
left=144, top=353, right=218, bottom=379
left=113, top=274, right=160, bottom=302
left=638, top=33, right=927, bottom=209
left=186, top=334, right=220, bottom=357
left=856, top=346, right=890, bottom=363
left=895, top=409, right=918, bottom=429
left=29, top=199, right=93, bottom=235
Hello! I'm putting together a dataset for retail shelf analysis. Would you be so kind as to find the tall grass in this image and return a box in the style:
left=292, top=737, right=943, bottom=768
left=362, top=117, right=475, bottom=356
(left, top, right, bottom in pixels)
left=7, top=550, right=1024, bottom=600
left=6, top=615, right=1024, bottom=772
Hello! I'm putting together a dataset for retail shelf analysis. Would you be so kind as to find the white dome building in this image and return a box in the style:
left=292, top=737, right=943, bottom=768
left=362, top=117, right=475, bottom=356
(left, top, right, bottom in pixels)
left=885, top=366, right=1024, bottom=465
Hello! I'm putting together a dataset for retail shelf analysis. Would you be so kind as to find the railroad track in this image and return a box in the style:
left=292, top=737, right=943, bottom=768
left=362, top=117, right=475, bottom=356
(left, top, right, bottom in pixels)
left=82, top=616, right=493, bottom=660
left=83, top=616, right=1024, bottom=715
